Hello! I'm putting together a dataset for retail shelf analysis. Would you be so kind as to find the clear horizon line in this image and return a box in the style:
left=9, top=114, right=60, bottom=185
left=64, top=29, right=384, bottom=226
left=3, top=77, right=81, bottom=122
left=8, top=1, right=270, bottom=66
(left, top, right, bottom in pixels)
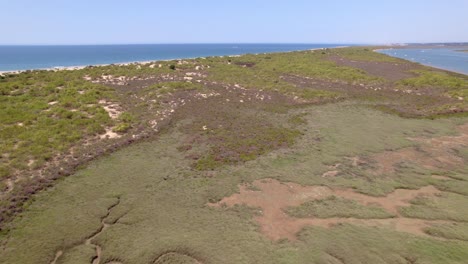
left=0, top=41, right=467, bottom=46
left=0, top=42, right=384, bottom=46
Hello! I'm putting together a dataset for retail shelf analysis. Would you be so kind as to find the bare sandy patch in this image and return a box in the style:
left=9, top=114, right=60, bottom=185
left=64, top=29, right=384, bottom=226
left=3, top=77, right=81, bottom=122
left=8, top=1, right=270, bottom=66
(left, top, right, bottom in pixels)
left=334, top=185, right=440, bottom=216
left=98, top=100, right=122, bottom=120
left=345, top=156, right=366, bottom=167
left=321, top=170, right=339, bottom=177
left=210, top=179, right=444, bottom=241
left=100, top=128, right=121, bottom=139
left=27, top=159, right=35, bottom=167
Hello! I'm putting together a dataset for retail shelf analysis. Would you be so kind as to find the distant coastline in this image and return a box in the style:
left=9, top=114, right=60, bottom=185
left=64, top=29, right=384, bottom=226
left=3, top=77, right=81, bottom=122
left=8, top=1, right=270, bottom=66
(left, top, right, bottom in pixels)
left=0, top=43, right=346, bottom=73
left=3, top=44, right=467, bottom=77
left=0, top=46, right=348, bottom=75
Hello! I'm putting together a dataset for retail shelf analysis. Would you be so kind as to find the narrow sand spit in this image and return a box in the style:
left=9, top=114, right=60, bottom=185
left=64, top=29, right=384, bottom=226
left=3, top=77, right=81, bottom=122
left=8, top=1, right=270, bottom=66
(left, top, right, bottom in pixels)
left=210, top=179, right=446, bottom=241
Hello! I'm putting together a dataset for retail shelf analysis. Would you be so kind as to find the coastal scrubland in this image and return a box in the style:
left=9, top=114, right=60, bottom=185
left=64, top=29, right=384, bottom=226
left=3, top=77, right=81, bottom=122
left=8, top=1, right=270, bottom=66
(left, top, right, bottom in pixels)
left=1, top=47, right=468, bottom=264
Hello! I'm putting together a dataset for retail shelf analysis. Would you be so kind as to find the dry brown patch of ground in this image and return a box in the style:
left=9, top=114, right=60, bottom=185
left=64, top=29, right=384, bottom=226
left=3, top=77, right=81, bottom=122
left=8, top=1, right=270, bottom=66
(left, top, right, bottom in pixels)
left=334, top=186, right=440, bottom=216
left=210, top=179, right=446, bottom=241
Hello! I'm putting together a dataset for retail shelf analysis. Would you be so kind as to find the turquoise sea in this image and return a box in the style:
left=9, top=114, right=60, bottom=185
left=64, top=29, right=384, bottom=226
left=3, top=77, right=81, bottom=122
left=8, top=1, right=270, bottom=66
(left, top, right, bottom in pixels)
left=378, top=48, right=468, bottom=75
left=0, top=44, right=342, bottom=71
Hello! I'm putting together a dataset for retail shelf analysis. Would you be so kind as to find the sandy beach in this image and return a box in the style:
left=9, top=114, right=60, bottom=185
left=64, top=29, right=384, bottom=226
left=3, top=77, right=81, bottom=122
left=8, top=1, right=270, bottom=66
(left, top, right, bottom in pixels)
left=0, top=46, right=341, bottom=76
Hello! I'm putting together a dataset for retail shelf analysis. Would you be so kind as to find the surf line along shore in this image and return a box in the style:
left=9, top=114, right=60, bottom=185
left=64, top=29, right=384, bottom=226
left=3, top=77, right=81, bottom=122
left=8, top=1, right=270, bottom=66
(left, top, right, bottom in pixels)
left=0, top=47, right=345, bottom=76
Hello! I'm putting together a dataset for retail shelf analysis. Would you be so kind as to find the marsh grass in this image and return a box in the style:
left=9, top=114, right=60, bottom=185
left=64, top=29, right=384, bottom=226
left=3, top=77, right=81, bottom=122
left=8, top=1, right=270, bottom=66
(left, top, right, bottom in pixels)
left=424, top=223, right=468, bottom=241
left=400, top=192, right=468, bottom=221
left=1, top=103, right=468, bottom=264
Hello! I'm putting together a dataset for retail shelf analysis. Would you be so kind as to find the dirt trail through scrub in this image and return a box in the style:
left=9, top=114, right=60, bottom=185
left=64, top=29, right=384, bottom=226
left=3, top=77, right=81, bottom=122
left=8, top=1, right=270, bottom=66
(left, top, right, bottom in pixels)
left=50, top=198, right=121, bottom=264
left=210, top=179, right=446, bottom=241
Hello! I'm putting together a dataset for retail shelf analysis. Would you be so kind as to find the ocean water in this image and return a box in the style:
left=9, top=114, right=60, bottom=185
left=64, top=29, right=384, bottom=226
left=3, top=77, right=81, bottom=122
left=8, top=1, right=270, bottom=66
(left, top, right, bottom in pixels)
left=378, top=48, right=468, bottom=75
left=0, top=44, right=342, bottom=72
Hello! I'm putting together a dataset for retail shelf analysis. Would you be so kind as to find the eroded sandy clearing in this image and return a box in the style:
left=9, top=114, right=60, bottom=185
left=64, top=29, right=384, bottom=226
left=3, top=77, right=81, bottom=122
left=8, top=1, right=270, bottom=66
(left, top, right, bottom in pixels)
left=99, top=128, right=121, bottom=139
left=210, top=179, right=447, bottom=241
left=97, top=100, right=123, bottom=139
left=98, top=99, right=122, bottom=120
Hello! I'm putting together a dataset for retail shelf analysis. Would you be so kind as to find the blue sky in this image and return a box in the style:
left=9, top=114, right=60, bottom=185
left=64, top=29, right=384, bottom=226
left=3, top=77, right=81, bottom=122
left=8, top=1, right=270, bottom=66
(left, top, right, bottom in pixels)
left=1, top=0, right=467, bottom=44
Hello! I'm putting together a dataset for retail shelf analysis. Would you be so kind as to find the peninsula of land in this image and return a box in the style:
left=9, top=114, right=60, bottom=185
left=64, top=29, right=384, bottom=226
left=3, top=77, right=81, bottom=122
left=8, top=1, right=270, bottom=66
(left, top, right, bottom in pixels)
left=1, top=47, right=468, bottom=264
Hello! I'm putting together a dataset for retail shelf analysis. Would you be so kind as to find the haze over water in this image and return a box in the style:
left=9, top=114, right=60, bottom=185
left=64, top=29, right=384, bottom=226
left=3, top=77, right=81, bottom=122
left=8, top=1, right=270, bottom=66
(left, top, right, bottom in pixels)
left=0, top=44, right=341, bottom=72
